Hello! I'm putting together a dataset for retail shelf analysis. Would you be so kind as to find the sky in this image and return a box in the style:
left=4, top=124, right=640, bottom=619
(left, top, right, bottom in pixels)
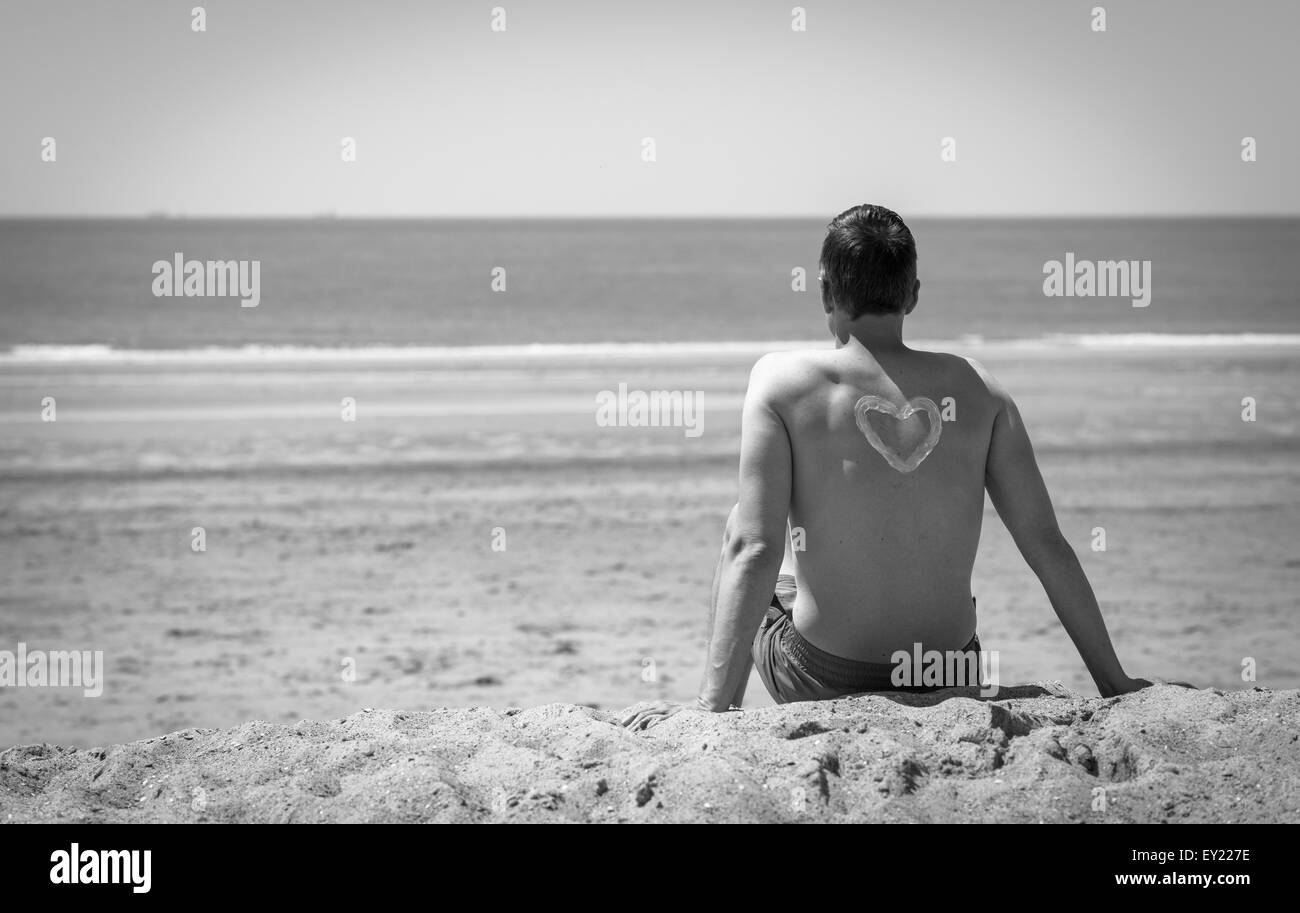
left=1, top=0, right=1295, bottom=216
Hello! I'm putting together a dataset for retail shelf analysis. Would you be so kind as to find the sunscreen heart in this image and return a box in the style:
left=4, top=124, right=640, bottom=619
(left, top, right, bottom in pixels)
left=853, top=395, right=942, bottom=473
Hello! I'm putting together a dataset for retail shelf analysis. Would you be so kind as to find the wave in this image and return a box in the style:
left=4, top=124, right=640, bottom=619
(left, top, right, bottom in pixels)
left=3, top=333, right=1299, bottom=366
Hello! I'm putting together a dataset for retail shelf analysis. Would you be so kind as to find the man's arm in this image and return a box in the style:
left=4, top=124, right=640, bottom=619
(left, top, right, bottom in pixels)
left=976, top=362, right=1147, bottom=697
left=696, top=355, right=793, bottom=710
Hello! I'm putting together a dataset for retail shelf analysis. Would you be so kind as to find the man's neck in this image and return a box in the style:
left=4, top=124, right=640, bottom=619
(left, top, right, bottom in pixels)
left=840, top=314, right=908, bottom=353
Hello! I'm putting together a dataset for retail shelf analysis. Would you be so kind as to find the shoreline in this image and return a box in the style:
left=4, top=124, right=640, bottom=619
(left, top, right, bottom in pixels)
left=4, top=332, right=1300, bottom=368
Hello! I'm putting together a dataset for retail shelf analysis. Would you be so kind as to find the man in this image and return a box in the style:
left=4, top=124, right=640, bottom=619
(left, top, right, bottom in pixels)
left=622, top=204, right=1150, bottom=729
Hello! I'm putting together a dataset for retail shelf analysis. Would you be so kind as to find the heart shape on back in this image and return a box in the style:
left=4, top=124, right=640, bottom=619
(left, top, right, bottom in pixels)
left=853, top=395, right=942, bottom=473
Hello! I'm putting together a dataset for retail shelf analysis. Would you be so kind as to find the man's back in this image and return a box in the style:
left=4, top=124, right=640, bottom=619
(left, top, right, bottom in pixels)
left=766, top=340, right=999, bottom=661
left=619, top=203, right=1148, bottom=728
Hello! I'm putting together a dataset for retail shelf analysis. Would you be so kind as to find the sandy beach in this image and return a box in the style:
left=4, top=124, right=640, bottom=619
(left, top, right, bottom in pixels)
left=4, top=684, right=1298, bottom=823
left=2, top=340, right=1298, bottom=749
left=2, top=0, right=1298, bottom=845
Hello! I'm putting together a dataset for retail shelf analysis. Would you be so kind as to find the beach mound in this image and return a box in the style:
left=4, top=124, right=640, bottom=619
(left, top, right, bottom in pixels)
left=2, top=684, right=1296, bottom=823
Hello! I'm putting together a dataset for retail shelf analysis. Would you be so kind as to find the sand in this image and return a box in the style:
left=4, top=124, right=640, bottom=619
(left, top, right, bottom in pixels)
left=2, top=684, right=1296, bottom=823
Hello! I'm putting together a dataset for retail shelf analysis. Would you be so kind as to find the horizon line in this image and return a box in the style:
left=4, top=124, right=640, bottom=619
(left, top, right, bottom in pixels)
left=2, top=212, right=1299, bottom=221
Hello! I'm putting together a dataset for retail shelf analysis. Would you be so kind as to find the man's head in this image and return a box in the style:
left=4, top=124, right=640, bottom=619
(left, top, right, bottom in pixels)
left=818, top=204, right=919, bottom=320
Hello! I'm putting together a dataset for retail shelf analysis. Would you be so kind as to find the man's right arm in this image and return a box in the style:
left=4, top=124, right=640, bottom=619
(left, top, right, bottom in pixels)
left=975, top=361, right=1148, bottom=697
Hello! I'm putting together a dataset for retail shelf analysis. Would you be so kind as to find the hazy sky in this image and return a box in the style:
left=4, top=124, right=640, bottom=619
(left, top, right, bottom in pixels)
left=1, top=0, right=1295, bottom=216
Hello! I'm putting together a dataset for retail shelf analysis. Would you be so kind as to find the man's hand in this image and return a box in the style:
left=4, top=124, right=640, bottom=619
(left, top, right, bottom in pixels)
left=619, top=700, right=694, bottom=731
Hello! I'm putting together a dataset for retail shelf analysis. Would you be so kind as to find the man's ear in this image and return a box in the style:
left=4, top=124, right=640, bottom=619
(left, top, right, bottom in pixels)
left=903, top=279, right=921, bottom=316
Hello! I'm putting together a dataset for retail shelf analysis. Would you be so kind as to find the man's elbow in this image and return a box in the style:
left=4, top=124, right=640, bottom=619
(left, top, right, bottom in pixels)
left=1020, top=527, right=1078, bottom=575
left=722, top=529, right=781, bottom=568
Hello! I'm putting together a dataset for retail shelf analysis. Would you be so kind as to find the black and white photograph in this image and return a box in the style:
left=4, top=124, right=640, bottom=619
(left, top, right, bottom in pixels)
left=0, top=0, right=1296, bottom=869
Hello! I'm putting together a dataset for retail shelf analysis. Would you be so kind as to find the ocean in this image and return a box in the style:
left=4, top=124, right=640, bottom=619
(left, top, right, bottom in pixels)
left=2, top=218, right=1298, bottom=352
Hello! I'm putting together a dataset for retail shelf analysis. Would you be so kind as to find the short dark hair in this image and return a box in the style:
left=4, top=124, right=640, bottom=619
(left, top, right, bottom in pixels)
left=819, top=204, right=917, bottom=317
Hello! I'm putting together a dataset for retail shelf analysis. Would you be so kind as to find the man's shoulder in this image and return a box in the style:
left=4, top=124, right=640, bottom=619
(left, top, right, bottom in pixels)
left=747, top=349, right=830, bottom=399
left=903, top=346, right=983, bottom=374
left=895, top=347, right=1005, bottom=395
left=750, top=347, right=826, bottom=372
left=945, top=352, right=1011, bottom=404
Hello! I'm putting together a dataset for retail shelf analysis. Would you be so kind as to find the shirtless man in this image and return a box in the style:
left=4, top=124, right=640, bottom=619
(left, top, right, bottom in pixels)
left=622, top=204, right=1150, bottom=729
